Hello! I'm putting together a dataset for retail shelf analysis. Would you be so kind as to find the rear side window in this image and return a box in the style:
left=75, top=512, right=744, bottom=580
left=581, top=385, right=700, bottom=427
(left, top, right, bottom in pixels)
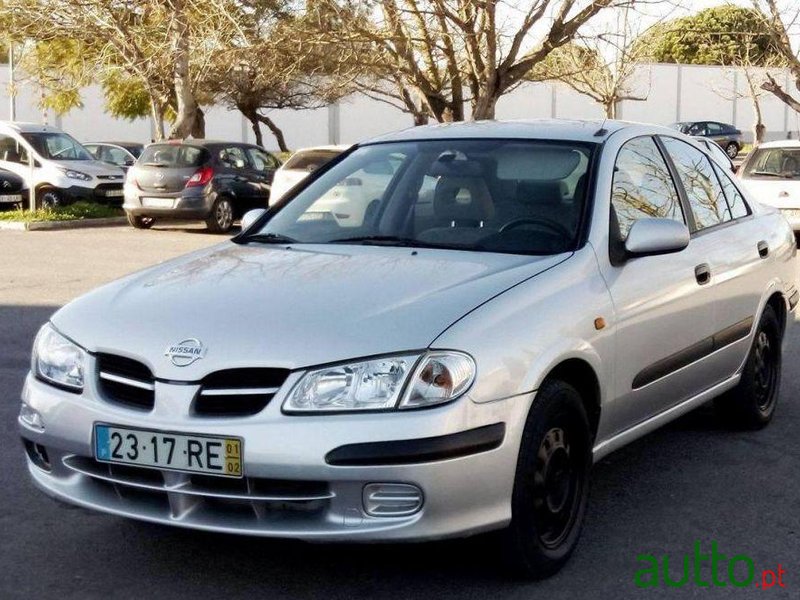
left=712, top=162, right=750, bottom=219
left=611, top=136, right=684, bottom=239
left=661, top=137, right=729, bottom=230
left=139, top=144, right=207, bottom=167
left=218, top=146, right=248, bottom=169
left=284, top=149, right=341, bottom=172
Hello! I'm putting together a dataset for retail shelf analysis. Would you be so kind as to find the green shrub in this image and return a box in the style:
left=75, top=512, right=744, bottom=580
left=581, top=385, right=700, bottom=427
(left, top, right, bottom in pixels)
left=0, top=201, right=123, bottom=223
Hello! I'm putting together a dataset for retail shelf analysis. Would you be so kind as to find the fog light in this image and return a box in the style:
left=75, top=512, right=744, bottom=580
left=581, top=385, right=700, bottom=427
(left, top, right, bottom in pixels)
left=363, top=483, right=423, bottom=517
left=19, top=404, right=45, bottom=431
left=22, top=439, right=51, bottom=471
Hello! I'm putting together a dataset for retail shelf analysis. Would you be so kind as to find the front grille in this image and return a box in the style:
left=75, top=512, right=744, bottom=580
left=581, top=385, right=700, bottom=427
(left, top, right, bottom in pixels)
left=96, top=353, right=155, bottom=411
left=96, top=175, right=124, bottom=181
left=194, top=368, right=289, bottom=417
left=62, top=455, right=332, bottom=519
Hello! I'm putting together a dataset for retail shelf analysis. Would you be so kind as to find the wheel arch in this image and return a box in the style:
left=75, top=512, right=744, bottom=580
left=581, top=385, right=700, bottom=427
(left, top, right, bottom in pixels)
left=765, top=290, right=787, bottom=337
left=541, top=358, right=602, bottom=440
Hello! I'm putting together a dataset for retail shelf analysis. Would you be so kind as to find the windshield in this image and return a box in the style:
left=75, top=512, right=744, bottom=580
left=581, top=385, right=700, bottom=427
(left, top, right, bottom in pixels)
left=742, top=147, right=800, bottom=180
left=22, top=132, right=93, bottom=161
left=139, top=144, right=208, bottom=167
left=250, top=139, right=594, bottom=256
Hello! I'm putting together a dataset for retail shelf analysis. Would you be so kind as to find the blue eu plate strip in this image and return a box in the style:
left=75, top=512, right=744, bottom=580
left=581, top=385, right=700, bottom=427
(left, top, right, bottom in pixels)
left=95, top=425, right=110, bottom=460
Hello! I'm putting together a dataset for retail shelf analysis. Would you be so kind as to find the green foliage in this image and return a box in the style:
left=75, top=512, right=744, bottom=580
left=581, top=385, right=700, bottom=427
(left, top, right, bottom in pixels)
left=101, top=72, right=153, bottom=120
left=637, top=5, right=779, bottom=66
left=21, top=39, right=91, bottom=114
left=0, top=201, right=123, bottom=222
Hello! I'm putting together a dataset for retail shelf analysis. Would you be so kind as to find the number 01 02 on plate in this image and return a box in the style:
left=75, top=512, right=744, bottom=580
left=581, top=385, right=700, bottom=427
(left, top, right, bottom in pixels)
left=94, top=424, right=243, bottom=478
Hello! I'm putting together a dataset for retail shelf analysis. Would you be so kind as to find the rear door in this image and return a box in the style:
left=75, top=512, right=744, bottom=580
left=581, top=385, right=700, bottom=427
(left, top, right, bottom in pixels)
left=215, top=145, right=253, bottom=209
left=660, top=136, right=765, bottom=380
left=134, top=144, right=208, bottom=195
left=603, top=136, right=717, bottom=432
left=245, top=147, right=280, bottom=205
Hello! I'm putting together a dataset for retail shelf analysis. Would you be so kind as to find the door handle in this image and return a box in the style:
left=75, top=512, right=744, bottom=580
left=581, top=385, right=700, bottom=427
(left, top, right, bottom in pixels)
left=695, top=263, right=711, bottom=285
left=757, top=240, right=769, bottom=258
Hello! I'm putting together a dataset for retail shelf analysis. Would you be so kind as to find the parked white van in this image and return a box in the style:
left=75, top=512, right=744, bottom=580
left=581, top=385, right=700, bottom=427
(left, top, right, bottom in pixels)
left=0, top=122, right=126, bottom=208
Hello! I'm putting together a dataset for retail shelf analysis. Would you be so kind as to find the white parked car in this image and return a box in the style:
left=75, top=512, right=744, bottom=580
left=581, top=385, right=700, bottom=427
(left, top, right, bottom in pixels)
left=269, top=145, right=349, bottom=204
left=738, top=140, right=800, bottom=230
left=0, top=122, right=125, bottom=208
left=20, top=120, right=797, bottom=579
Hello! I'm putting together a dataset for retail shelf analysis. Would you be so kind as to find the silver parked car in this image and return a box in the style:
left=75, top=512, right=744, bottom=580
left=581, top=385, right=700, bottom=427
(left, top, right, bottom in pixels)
left=20, top=120, right=797, bottom=578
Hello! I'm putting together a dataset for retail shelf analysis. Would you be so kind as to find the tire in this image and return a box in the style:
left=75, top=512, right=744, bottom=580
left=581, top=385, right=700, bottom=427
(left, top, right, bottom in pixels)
left=499, top=379, right=592, bottom=579
left=714, top=305, right=782, bottom=430
left=205, top=197, right=234, bottom=233
left=126, top=213, right=155, bottom=229
left=36, top=188, right=63, bottom=210
left=725, top=142, right=739, bottom=159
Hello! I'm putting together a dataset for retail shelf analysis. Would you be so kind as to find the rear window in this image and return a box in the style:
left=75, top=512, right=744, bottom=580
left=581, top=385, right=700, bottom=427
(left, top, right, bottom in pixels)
left=139, top=144, right=208, bottom=168
left=742, top=147, right=800, bottom=180
left=283, top=149, right=341, bottom=172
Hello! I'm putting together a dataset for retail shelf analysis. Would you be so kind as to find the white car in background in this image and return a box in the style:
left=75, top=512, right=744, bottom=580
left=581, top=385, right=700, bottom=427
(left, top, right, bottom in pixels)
left=738, top=140, right=800, bottom=230
left=269, top=145, right=348, bottom=204
left=0, top=122, right=126, bottom=208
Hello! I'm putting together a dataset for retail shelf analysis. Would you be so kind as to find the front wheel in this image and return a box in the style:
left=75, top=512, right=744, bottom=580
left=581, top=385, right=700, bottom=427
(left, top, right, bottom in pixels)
left=36, top=188, right=63, bottom=210
left=205, top=197, right=234, bottom=233
left=725, top=142, right=739, bottom=159
left=715, top=305, right=781, bottom=429
left=499, top=379, right=592, bottom=579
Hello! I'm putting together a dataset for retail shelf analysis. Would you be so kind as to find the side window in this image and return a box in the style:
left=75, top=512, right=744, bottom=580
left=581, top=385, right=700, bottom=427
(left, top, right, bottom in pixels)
left=687, top=122, right=706, bottom=136
left=85, top=144, right=100, bottom=159
left=661, top=137, right=729, bottom=230
left=611, top=136, right=684, bottom=240
left=706, top=122, right=723, bottom=135
left=219, top=146, right=248, bottom=169
left=0, top=134, right=29, bottom=164
left=712, top=162, right=750, bottom=219
left=247, top=148, right=277, bottom=172
left=106, top=147, right=132, bottom=166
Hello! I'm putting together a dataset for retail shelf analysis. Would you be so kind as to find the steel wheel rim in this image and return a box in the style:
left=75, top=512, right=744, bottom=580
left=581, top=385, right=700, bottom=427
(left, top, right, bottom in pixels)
left=726, top=144, right=737, bottom=158
left=753, top=330, right=777, bottom=412
left=216, top=200, right=233, bottom=229
left=532, top=426, right=581, bottom=549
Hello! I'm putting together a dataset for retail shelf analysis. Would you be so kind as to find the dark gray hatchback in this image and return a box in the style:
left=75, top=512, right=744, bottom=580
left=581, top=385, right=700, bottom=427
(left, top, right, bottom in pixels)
left=123, top=140, right=281, bottom=232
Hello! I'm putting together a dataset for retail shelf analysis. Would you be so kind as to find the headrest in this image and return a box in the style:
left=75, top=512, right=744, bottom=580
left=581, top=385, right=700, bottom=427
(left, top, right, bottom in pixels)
left=428, top=157, right=484, bottom=178
left=515, top=180, right=564, bottom=207
left=433, top=176, right=495, bottom=223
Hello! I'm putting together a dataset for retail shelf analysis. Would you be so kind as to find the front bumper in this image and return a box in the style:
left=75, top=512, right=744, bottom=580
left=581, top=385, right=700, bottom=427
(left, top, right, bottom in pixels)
left=63, top=183, right=125, bottom=205
left=20, top=374, right=531, bottom=542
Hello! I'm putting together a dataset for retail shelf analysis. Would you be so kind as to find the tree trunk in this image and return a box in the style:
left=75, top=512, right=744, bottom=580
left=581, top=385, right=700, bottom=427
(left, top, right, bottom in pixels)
left=191, top=107, right=205, bottom=139
left=149, top=99, right=166, bottom=141
left=472, top=94, right=498, bottom=120
left=604, top=99, right=617, bottom=119
left=168, top=0, right=199, bottom=139
left=248, top=117, right=264, bottom=147
left=257, top=114, right=288, bottom=152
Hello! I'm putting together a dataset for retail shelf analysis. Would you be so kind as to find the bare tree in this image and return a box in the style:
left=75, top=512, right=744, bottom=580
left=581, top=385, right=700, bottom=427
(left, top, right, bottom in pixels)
left=322, top=0, right=632, bottom=122
left=529, top=5, right=659, bottom=119
left=753, top=0, right=800, bottom=114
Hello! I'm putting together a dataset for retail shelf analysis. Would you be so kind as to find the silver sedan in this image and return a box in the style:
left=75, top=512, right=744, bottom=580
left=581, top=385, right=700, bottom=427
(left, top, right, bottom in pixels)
left=19, top=120, right=797, bottom=579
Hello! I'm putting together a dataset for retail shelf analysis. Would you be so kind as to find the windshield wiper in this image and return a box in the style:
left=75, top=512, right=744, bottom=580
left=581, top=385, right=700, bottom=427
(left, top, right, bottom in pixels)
left=750, top=171, right=791, bottom=178
left=236, top=232, right=298, bottom=245
left=329, top=235, right=444, bottom=248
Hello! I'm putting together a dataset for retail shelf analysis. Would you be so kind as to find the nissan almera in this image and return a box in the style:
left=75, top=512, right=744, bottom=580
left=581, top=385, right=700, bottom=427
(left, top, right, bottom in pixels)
left=20, top=120, right=797, bottom=578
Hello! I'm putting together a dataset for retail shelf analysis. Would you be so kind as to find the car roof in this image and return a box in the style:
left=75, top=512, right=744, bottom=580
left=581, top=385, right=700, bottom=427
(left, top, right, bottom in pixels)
left=85, top=141, right=143, bottom=148
left=0, top=121, right=66, bottom=134
left=292, top=145, right=350, bottom=153
left=361, top=119, right=671, bottom=145
left=753, top=139, right=800, bottom=149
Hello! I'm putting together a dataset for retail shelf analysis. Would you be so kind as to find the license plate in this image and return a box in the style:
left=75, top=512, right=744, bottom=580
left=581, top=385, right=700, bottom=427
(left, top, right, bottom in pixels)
left=142, top=197, right=174, bottom=208
left=0, top=194, right=22, bottom=203
left=94, top=424, right=243, bottom=478
left=104, top=189, right=124, bottom=197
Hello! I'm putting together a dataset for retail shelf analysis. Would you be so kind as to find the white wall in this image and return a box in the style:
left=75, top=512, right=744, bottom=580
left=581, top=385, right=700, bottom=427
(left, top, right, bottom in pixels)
left=2, top=63, right=798, bottom=150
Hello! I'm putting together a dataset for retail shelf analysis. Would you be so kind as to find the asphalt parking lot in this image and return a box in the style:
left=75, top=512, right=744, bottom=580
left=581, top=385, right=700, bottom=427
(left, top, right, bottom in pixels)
left=1, top=226, right=799, bottom=599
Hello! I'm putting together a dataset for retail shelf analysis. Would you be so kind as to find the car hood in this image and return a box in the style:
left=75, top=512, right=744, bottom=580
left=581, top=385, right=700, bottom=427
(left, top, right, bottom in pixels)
left=52, top=242, right=568, bottom=380
left=49, top=160, right=125, bottom=177
left=740, top=178, right=800, bottom=208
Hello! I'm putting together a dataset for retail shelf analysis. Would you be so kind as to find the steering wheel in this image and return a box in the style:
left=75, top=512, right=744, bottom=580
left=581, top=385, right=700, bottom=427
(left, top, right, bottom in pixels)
left=499, top=217, right=572, bottom=239
left=52, top=147, right=73, bottom=159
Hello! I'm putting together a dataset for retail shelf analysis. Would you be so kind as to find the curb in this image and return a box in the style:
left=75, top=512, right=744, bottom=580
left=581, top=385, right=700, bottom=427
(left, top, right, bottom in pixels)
left=0, top=217, right=128, bottom=231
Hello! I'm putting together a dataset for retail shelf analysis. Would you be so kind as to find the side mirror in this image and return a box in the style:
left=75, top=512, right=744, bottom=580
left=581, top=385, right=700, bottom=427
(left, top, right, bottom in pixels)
left=241, top=208, right=266, bottom=231
left=624, top=218, right=690, bottom=258
left=235, top=158, right=246, bottom=169
left=124, top=158, right=135, bottom=167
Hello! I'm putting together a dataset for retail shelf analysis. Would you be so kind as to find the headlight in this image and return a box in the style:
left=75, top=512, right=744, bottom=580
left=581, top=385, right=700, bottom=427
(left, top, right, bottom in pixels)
left=283, top=351, right=475, bottom=413
left=62, top=169, right=91, bottom=181
left=32, top=323, right=86, bottom=392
